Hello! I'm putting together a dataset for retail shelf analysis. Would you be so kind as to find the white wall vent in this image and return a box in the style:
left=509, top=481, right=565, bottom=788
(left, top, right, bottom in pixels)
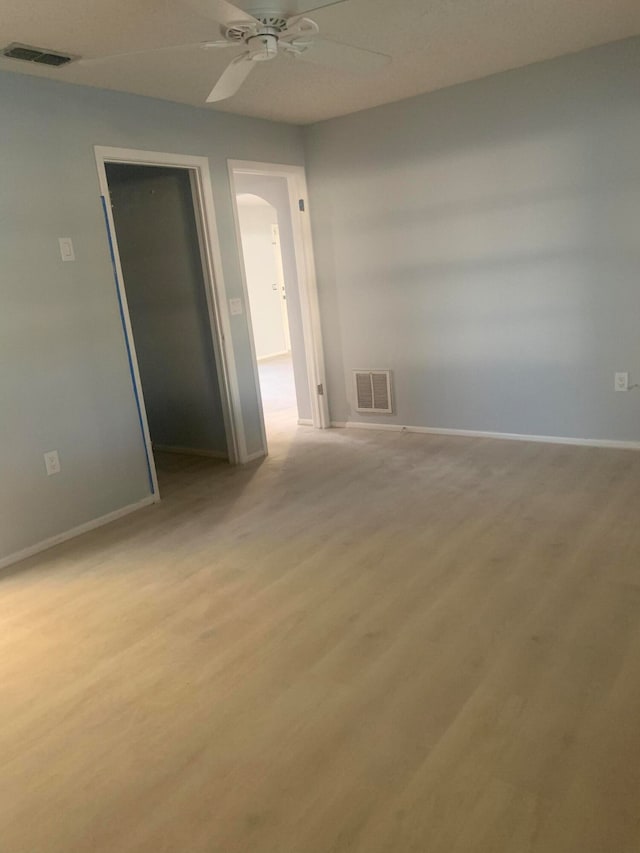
left=353, top=370, right=393, bottom=414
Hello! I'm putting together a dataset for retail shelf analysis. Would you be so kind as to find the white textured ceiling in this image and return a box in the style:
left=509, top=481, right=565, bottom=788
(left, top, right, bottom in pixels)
left=0, top=0, right=639, bottom=124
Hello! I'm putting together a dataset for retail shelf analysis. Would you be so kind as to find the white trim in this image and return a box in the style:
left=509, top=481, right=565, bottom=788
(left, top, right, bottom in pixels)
left=94, top=146, right=245, bottom=465
left=0, top=496, right=158, bottom=572
left=244, top=449, right=268, bottom=462
left=228, top=160, right=330, bottom=449
left=227, top=165, right=269, bottom=460
left=330, top=421, right=640, bottom=450
left=153, top=445, right=228, bottom=459
left=297, top=418, right=313, bottom=426
left=285, top=167, right=330, bottom=429
left=94, top=149, right=160, bottom=495
left=187, top=169, right=239, bottom=463
left=257, top=350, right=291, bottom=362
left=271, top=222, right=292, bottom=352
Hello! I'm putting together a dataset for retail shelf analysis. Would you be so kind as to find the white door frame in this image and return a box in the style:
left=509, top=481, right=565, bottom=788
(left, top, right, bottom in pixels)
left=228, top=160, right=330, bottom=441
left=94, top=146, right=245, bottom=492
left=271, top=222, right=292, bottom=353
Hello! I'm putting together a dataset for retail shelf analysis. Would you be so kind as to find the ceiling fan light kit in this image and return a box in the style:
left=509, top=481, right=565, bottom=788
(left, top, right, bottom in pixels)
left=246, top=32, right=280, bottom=61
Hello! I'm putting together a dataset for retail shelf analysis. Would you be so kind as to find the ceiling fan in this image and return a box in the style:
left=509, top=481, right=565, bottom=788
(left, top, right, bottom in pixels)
left=80, top=0, right=390, bottom=103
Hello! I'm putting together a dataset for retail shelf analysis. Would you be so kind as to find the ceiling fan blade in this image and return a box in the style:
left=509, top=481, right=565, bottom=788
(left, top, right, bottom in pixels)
left=78, top=41, right=229, bottom=65
left=279, top=16, right=319, bottom=43
left=183, top=0, right=259, bottom=27
left=295, top=37, right=390, bottom=73
left=247, top=0, right=347, bottom=16
left=206, top=53, right=255, bottom=102
left=286, top=0, right=348, bottom=14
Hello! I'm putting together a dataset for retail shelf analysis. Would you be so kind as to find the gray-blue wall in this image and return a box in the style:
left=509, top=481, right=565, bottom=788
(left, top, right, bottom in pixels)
left=304, top=38, right=640, bottom=441
left=4, top=37, right=640, bottom=566
left=0, top=70, right=303, bottom=564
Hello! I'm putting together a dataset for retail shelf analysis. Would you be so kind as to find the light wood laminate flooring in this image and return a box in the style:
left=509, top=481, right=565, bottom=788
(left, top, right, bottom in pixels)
left=2, top=403, right=640, bottom=852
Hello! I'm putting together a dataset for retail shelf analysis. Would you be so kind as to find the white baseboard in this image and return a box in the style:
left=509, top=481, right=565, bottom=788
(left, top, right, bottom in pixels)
left=0, top=495, right=159, bottom=573
left=297, top=418, right=313, bottom=426
left=153, top=444, right=228, bottom=460
left=330, top=421, right=640, bottom=451
left=243, top=449, right=267, bottom=462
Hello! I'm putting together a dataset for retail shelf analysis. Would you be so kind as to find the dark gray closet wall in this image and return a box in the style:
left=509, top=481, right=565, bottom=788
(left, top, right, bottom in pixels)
left=107, top=164, right=227, bottom=456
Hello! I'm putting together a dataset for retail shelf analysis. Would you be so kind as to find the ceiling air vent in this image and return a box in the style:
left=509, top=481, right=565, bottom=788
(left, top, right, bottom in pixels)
left=353, top=370, right=393, bottom=414
left=1, top=43, right=74, bottom=67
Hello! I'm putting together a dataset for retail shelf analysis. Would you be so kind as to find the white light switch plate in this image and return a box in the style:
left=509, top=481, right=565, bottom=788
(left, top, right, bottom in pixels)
left=58, top=237, right=75, bottom=262
left=229, top=298, right=243, bottom=316
left=615, top=372, right=629, bottom=392
left=44, top=450, right=61, bottom=476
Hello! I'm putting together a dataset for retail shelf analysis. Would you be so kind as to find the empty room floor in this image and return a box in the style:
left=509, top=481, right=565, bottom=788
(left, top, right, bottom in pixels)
left=2, top=421, right=640, bottom=852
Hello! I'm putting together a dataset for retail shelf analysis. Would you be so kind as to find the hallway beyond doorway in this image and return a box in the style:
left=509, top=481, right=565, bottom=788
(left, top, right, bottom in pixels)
left=257, top=354, right=298, bottom=440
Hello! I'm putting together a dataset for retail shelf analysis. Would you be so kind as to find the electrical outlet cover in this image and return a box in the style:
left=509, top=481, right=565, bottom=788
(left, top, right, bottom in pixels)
left=58, top=237, right=75, bottom=262
left=44, top=450, right=61, bottom=475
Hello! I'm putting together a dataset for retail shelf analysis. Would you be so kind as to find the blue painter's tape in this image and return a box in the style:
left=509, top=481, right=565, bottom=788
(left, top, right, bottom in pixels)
left=100, top=195, right=156, bottom=495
